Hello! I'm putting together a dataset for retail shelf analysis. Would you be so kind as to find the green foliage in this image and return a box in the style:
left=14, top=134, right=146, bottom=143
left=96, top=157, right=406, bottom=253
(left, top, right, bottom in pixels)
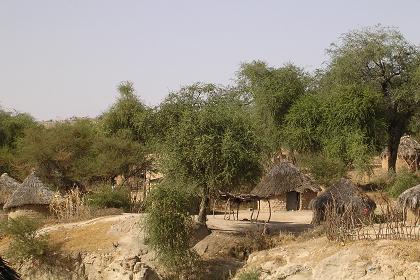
left=86, top=185, right=132, bottom=211
left=236, top=269, right=261, bottom=280
left=144, top=183, right=196, bottom=268
left=284, top=85, right=383, bottom=173
left=326, top=25, right=420, bottom=171
left=238, top=61, right=308, bottom=154
left=0, top=108, right=37, bottom=175
left=284, top=25, right=420, bottom=173
left=387, top=169, right=420, bottom=197
left=100, top=81, right=153, bottom=144
left=159, top=83, right=262, bottom=192
left=16, top=119, right=147, bottom=188
left=0, top=217, right=49, bottom=261
left=298, top=153, right=347, bottom=186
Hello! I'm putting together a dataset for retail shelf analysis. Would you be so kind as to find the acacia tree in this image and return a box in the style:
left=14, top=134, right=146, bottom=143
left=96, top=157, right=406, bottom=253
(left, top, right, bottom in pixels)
left=326, top=26, right=420, bottom=172
left=0, top=109, right=37, bottom=175
left=100, top=81, right=153, bottom=145
left=158, top=84, right=262, bottom=225
left=237, top=61, right=308, bottom=156
left=17, top=120, right=147, bottom=189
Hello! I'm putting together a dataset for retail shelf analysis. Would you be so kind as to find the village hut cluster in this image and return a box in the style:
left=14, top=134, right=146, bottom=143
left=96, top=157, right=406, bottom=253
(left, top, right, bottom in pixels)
left=0, top=171, right=54, bottom=219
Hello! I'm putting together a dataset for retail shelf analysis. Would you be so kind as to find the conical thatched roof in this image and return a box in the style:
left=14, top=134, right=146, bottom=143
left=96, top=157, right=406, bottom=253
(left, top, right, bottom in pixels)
left=0, top=173, right=20, bottom=204
left=3, top=171, right=54, bottom=210
left=382, top=135, right=420, bottom=159
left=310, top=178, right=376, bottom=224
left=398, top=184, right=420, bottom=212
left=251, top=161, right=321, bottom=198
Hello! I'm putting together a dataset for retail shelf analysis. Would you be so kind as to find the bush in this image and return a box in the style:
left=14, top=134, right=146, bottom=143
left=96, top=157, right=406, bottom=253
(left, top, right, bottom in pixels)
left=86, top=185, right=131, bottom=211
left=236, top=269, right=261, bottom=280
left=0, top=217, right=49, bottom=261
left=387, top=169, right=420, bottom=197
left=143, top=183, right=196, bottom=270
left=298, top=153, right=347, bottom=186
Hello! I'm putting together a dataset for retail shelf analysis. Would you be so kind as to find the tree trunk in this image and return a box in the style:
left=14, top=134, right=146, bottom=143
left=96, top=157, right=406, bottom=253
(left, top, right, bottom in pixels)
left=387, top=128, right=403, bottom=173
left=197, top=185, right=209, bottom=225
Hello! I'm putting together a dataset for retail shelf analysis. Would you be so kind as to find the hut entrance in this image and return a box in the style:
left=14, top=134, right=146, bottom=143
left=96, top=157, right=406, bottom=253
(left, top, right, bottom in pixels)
left=286, top=191, right=300, bottom=211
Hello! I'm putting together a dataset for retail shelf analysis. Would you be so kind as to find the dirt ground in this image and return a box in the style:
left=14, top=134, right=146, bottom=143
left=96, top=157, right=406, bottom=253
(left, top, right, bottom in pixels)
left=206, top=210, right=313, bottom=234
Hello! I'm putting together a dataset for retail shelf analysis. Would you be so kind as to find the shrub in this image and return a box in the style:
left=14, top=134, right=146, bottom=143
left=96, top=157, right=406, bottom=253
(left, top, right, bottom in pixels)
left=143, top=183, right=196, bottom=269
left=387, top=169, right=420, bottom=197
left=0, top=217, right=49, bottom=261
left=236, top=269, right=261, bottom=280
left=298, top=153, right=347, bottom=186
left=86, top=185, right=131, bottom=211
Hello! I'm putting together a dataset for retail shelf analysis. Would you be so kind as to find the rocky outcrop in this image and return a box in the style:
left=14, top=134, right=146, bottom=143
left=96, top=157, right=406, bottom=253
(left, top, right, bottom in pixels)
left=235, top=237, right=420, bottom=280
left=13, top=214, right=162, bottom=280
left=17, top=252, right=160, bottom=280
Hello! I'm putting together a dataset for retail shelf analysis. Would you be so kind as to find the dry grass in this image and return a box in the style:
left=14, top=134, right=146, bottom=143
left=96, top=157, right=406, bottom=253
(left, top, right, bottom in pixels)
left=48, top=220, right=119, bottom=253
left=49, top=188, right=92, bottom=222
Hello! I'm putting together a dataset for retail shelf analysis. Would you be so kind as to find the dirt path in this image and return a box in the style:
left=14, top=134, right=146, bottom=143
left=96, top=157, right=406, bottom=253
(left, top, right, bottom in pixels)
left=206, top=210, right=313, bottom=234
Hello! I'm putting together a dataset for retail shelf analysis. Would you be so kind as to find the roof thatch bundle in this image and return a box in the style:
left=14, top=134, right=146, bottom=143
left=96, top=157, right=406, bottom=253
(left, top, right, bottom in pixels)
left=398, top=184, right=420, bottom=212
left=251, top=161, right=321, bottom=198
left=310, top=178, right=376, bottom=225
left=3, top=171, right=54, bottom=210
left=0, top=173, right=20, bottom=204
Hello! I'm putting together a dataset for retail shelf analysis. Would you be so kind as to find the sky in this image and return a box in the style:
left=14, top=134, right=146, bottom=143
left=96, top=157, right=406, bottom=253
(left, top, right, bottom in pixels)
left=1, top=1, right=420, bottom=120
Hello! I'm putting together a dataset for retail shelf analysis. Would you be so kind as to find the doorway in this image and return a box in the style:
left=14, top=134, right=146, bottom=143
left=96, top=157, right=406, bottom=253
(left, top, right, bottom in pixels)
left=286, top=191, right=300, bottom=211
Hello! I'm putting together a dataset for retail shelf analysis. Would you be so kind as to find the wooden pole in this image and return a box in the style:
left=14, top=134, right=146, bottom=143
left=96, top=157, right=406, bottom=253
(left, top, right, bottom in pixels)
left=256, top=199, right=260, bottom=222
left=267, top=199, right=272, bottom=223
left=213, top=199, right=216, bottom=217
left=236, top=202, right=239, bottom=221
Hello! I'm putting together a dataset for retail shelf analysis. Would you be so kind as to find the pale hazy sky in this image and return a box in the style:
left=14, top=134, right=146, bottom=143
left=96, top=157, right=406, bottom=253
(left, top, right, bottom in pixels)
left=1, top=0, right=420, bottom=120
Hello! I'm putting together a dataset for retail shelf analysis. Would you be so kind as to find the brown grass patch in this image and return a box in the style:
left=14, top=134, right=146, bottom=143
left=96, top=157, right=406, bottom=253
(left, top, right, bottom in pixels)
left=48, top=220, right=119, bottom=253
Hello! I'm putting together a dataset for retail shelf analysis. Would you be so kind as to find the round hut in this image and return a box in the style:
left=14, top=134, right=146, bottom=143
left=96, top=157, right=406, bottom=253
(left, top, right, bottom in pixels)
left=310, top=178, right=376, bottom=225
left=3, top=171, right=54, bottom=219
left=381, top=135, right=420, bottom=172
left=251, top=161, right=321, bottom=212
left=0, top=173, right=21, bottom=219
left=398, top=184, right=420, bottom=222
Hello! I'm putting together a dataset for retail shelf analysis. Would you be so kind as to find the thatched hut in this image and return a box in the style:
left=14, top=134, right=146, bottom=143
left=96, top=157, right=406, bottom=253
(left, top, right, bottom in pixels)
left=0, top=173, right=20, bottom=209
left=398, top=184, right=420, bottom=222
left=381, top=135, right=420, bottom=171
left=251, top=161, right=321, bottom=211
left=310, top=178, right=376, bottom=225
left=3, top=171, right=54, bottom=219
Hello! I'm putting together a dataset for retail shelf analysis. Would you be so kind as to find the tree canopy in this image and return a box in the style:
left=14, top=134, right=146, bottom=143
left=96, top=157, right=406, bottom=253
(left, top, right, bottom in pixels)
left=157, top=83, right=262, bottom=224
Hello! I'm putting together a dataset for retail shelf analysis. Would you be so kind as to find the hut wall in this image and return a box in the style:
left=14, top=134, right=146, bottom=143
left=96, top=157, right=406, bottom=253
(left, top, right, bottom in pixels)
left=300, top=190, right=317, bottom=210
left=406, top=209, right=420, bottom=224
left=260, top=194, right=287, bottom=212
left=7, top=205, right=50, bottom=219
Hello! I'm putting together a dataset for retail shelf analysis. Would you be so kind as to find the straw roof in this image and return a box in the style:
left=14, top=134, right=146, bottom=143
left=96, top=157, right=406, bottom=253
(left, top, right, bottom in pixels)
left=382, top=135, right=420, bottom=159
left=3, top=171, right=54, bottom=210
left=251, top=161, right=321, bottom=198
left=398, top=184, right=420, bottom=212
left=310, top=178, right=376, bottom=224
left=0, top=173, right=20, bottom=204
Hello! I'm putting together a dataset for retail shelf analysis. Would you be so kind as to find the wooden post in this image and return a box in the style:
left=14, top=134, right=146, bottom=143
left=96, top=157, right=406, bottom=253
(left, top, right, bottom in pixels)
left=256, top=199, right=260, bottom=222
left=236, top=202, right=239, bottom=221
left=213, top=199, right=216, bottom=217
left=267, top=199, right=272, bottom=223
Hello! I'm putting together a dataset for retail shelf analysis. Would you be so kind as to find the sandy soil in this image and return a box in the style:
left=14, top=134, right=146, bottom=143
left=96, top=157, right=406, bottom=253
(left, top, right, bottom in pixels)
left=206, top=210, right=313, bottom=234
